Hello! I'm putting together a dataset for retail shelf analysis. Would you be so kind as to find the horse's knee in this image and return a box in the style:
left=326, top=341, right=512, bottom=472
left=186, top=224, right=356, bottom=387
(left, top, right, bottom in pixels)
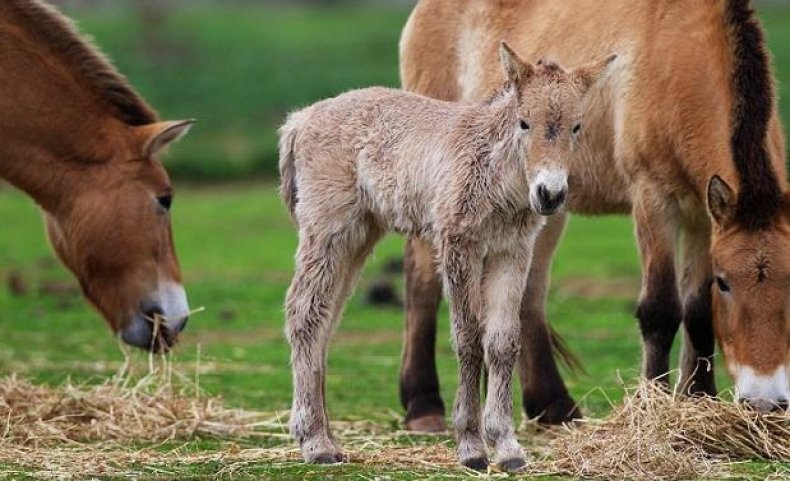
left=636, top=264, right=682, bottom=349
left=484, top=330, right=520, bottom=369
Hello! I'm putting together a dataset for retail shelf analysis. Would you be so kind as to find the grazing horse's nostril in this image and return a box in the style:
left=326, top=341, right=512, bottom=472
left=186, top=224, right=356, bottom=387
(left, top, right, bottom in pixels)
left=739, top=397, right=787, bottom=412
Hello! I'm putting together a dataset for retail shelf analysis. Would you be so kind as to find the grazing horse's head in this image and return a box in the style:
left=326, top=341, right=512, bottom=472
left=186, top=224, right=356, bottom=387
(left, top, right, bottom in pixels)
left=707, top=178, right=790, bottom=411
left=44, top=121, right=194, bottom=353
left=499, top=42, right=615, bottom=215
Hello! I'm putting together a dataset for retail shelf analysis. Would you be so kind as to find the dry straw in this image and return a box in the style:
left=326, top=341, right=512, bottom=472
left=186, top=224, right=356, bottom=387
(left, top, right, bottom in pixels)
left=1, top=356, right=788, bottom=479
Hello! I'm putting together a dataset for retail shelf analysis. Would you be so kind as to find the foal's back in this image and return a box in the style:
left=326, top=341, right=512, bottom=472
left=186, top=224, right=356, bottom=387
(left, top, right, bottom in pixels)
left=286, top=87, right=474, bottom=232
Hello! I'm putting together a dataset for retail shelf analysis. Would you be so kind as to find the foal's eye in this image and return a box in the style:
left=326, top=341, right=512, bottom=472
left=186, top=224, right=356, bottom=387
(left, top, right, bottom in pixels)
left=572, top=123, right=582, bottom=135
left=157, top=194, right=173, bottom=211
left=715, top=276, right=730, bottom=293
left=520, top=120, right=530, bottom=131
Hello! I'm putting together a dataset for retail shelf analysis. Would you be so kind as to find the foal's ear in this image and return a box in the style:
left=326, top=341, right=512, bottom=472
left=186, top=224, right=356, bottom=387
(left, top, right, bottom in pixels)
left=499, top=42, right=534, bottom=86
left=707, top=175, right=737, bottom=227
left=571, top=54, right=618, bottom=94
left=136, top=120, right=195, bottom=158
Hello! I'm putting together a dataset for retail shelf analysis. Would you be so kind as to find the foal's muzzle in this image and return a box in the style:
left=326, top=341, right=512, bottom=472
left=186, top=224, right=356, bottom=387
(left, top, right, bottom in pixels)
left=530, top=171, right=569, bottom=215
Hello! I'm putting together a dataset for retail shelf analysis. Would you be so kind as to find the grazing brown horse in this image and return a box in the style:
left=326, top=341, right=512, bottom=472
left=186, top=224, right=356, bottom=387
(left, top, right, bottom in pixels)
left=0, top=0, right=194, bottom=351
left=399, top=0, right=790, bottom=428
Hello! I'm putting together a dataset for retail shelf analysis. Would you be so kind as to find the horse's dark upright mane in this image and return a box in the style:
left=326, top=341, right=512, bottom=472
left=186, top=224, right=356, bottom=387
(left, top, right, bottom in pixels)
left=725, top=0, right=783, bottom=230
left=1, top=0, right=158, bottom=126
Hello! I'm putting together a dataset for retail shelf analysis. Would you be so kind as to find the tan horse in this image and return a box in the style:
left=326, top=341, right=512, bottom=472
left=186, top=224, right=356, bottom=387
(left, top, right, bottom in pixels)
left=279, top=45, right=613, bottom=468
left=0, top=0, right=194, bottom=352
left=398, top=0, right=790, bottom=428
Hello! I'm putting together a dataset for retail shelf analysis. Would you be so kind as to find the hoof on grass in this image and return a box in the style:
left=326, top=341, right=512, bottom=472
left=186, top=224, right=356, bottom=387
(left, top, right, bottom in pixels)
left=460, top=457, right=489, bottom=471
left=405, top=414, right=447, bottom=433
left=499, top=457, right=527, bottom=472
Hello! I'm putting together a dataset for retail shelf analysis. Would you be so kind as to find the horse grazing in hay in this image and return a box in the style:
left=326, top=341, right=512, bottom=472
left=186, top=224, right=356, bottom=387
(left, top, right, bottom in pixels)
left=0, top=0, right=194, bottom=352
left=279, top=43, right=614, bottom=469
left=398, top=0, right=790, bottom=428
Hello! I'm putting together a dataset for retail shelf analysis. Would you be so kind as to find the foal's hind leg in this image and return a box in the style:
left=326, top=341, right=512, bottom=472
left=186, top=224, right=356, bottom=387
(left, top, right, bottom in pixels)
left=482, top=252, right=532, bottom=471
left=518, top=212, right=580, bottom=423
left=286, top=224, right=372, bottom=463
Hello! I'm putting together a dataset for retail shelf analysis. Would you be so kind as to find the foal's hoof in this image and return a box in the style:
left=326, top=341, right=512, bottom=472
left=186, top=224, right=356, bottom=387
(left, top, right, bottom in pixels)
left=405, top=414, right=447, bottom=433
left=460, top=457, right=489, bottom=471
left=308, top=451, right=345, bottom=464
left=499, top=457, right=527, bottom=472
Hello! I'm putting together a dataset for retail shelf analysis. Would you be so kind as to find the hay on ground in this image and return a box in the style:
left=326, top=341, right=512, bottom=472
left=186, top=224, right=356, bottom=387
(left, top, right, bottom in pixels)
left=1, top=368, right=789, bottom=480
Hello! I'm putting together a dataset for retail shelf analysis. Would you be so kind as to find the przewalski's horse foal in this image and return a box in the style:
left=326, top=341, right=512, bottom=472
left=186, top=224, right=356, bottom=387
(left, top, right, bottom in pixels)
left=279, top=43, right=614, bottom=469
left=0, top=0, right=193, bottom=351
left=399, top=0, right=790, bottom=422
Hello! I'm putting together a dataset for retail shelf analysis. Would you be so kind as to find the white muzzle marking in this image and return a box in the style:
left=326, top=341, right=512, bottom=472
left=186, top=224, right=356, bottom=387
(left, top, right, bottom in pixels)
left=735, top=365, right=789, bottom=411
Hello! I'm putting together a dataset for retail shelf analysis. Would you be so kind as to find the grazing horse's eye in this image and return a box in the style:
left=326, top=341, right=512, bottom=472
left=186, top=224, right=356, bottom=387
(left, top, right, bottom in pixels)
left=520, top=120, right=530, bottom=131
left=157, top=194, right=173, bottom=211
left=572, top=123, right=582, bottom=135
left=715, top=276, right=730, bottom=293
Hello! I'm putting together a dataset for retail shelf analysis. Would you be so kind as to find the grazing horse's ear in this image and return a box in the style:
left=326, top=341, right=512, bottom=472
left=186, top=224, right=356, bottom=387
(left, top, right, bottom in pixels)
left=707, top=175, right=737, bottom=227
left=137, top=120, right=195, bottom=159
left=499, top=42, right=534, bottom=86
left=571, top=54, right=618, bottom=94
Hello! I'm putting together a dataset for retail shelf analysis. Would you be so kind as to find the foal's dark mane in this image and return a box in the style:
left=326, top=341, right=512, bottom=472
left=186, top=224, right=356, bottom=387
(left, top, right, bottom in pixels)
left=1, top=0, right=158, bottom=126
left=725, top=0, right=783, bottom=230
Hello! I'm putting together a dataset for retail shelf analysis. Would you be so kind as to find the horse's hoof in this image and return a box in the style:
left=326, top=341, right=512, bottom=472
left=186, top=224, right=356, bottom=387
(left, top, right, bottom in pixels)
left=309, top=452, right=345, bottom=464
left=499, top=457, right=527, bottom=472
left=405, top=414, right=447, bottom=433
left=527, top=396, right=581, bottom=425
left=460, top=456, right=489, bottom=471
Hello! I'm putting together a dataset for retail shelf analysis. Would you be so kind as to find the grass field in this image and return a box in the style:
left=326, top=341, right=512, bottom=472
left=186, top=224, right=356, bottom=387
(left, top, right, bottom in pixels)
left=0, top=184, right=775, bottom=480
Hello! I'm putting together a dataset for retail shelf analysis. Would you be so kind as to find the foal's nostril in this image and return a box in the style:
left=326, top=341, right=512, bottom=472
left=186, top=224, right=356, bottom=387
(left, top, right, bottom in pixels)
left=537, top=184, right=550, bottom=204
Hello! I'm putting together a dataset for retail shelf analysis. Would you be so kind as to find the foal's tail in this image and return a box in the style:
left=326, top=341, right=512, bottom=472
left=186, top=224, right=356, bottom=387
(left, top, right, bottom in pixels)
left=278, top=110, right=306, bottom=223
left=549, top=325, right=585, bottom=375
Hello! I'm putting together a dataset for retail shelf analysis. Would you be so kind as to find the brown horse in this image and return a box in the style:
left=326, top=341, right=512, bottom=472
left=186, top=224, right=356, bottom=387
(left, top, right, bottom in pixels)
left=0, top=0, right=194, bottom=352
left=399, top=0, right=790, bottom=428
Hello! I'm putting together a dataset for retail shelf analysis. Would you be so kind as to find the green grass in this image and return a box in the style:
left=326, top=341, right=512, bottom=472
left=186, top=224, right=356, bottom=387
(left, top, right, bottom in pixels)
left=51, top=4, right=790, bottom=181
left=0, top=183, right=754, bottom=479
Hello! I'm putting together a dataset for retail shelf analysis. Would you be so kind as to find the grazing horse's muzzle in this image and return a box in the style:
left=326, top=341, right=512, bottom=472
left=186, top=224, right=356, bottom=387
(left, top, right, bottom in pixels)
left=735, top=365, right=790, bottom=413
left=120, top=282, right=190, bottom=352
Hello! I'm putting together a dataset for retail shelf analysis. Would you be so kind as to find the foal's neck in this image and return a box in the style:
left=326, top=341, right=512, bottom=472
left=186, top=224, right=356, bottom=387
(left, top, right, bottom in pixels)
left=471, top=89, right=530, bottom=207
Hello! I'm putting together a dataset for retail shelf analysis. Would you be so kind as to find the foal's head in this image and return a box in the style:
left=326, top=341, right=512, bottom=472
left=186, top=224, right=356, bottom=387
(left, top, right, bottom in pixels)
left=499, top=43, right=615, bottom=215
left=45, top=121, right=194, bottom=353
left=707, top=178, right=790, bottom=411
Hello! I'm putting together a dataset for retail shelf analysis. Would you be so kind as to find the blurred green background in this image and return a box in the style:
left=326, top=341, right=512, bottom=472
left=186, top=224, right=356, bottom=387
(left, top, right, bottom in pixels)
left=48, top=0, right=790, bottom=181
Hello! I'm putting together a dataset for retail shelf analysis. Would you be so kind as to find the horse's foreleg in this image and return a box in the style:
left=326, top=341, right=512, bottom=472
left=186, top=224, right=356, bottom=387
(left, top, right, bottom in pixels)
left=286, top=228, right=364, bottom=464
left=442, top=239, right=487, bottom=470
left=482, top=253, right=531, bottom=471
left=678, top=225, right=717, bottom=396
left=633, top=184, right=682, bottom=385
left=400, top=237, right=446, bottom=432
left=518, top=212, right=579, bottom=423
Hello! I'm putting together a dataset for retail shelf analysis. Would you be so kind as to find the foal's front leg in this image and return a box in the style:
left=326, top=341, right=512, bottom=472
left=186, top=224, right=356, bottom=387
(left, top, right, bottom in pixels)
left=442, top=238, right=487, bottom=469
left=482, top=251, right=532, bottom=471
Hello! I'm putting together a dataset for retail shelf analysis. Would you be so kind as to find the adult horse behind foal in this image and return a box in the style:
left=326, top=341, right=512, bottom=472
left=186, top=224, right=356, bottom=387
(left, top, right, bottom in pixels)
left=399, top=0, right=790, bottom=429
left=0, top=0, right=194, bottom=352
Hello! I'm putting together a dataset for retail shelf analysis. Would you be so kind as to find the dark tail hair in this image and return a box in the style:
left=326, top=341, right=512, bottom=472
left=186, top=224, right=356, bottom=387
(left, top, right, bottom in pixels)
left=549, top=325, right=585, bottom=375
